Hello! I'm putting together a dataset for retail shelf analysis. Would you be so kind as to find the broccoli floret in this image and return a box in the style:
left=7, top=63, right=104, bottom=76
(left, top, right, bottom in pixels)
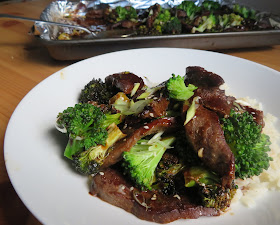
left=73, top=123, right=126, bottom=175
left=218, top=14, right=231, bottom=28
left=177, top=1, right=201, bottom=20
left=191, top=14, right=217, bottom=33
left=166, top=74, right=197, bottom=101
left=233, top=4, right=256, bottom=20
left=152, top=8, right=172, bottom=34
left=184, top=166, right=237, bottom=210
left=154, top=8, right=171, bottom=25
left=221, top=109, right=272, bottom=179
left=115, top=6, right=138, bottom=22
left=56, top=103, right=122, bottom=159
left=163, top=17, right=182, bottom=34
left=154, top=152, right=185, bottom=195
left=122, top=133, right=176, bottom=190
left=229, top=13, right=243, bottom=27
left=218, top=13, right=243, bottom=29
left=201, top=0, right=221, bottom=12
left=79, top=78, right=114, bottom=104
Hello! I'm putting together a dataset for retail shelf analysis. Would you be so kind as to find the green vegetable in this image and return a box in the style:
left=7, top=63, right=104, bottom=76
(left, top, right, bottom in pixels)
left=56, top=103, right=122, bottom=159
left=154, top=153, right=185, bottom=195
left=184, top=166, right=237, bottom=210
left=153, top=8, right=172, bottom=34
left=233, top=4, right=256, bottom=20
left=192, top=14, right=217, bottom=33
left=166, top=74, right=197, bottom=101
left=112, top=92, right=152, bottom=116
left=202, top=0, right=221, bottom=11
left=163, top=17, right=182, bottom=34
left=184, top=166, right=220, bottom=187
left=79, top=78, right=114, bottom=104
left=123, top=133, right=176, bottom=190
left=222, top=109, right=272, bottom=179
left=177, top=1, right=201, bottom=20
left=184, top=96, right=200, bottom=125
left=73, top=123, right=126, bottom=175
left=229, top=13, right=243, bottom=26
left=154, top=8, right=171, bottom=25
left=115, top=6, right=138, bottom=22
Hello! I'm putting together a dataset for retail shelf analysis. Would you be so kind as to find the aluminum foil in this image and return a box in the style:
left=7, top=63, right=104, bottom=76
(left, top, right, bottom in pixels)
left=36, top=0, right=279, bottom=41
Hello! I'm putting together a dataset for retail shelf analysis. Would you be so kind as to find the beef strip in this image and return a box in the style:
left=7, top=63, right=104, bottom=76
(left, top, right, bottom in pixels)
left=139, top=91, right=170, bottom=120
left=184, top=66, right=264, bottom=126
left=146, top=4, right=161, bottom=28
left=242, top=105, right=265, bottom=128
left=101, top=117, right=177, bottom=168
left=90, top=168, right=219, bottom=224
left=185, top=66, right=225, bottom=88
left=182, top=104, right=235, bottom=188
left=195, top=87, right=236, bottom=117
left=105, top=72, right=145, bottom=95
left=184, top=66, right=236, bottom=117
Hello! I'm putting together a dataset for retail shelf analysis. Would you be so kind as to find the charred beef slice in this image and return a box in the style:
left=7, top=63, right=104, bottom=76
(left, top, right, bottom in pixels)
left=90, top=168, right=219, bottom=224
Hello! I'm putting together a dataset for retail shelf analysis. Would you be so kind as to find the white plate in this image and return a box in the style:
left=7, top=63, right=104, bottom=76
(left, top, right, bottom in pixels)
left=4, top=48, right=280, bottom=225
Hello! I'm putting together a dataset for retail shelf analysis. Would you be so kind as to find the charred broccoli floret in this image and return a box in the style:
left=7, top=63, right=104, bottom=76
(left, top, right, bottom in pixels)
left=221, top=109, right=272, bottom=179
left=166, top=74, right=197, bottom=101
left=163, top=17, right=182, bottom=34
left=122, top=133, right=176, bottom=190
left=177, top=1, right=201, bottom=20
left=154, top=152, right=185, bottom=195
left=56, top=103, right=122, bottom=160
left=184, top=166, right=236, bottom=210
left=73, top=123, right=126, bottom=175
left=79, top=78, right=114, bottom=104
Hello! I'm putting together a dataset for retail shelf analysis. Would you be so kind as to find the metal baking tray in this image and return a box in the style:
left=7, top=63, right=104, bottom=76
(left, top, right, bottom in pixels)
left=39, top=30, right=280, bottom=60
left=35, top=0, right=280, bottom=60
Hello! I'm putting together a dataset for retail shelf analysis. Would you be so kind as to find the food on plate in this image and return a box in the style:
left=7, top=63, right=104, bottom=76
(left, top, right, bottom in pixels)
left=56, top=67, right=275, bottom=223
left=56, top=0, right=276, bottom=40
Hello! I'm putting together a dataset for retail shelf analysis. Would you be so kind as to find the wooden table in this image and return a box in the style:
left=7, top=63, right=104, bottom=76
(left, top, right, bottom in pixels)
left=0, top=1, right=279, bottom=224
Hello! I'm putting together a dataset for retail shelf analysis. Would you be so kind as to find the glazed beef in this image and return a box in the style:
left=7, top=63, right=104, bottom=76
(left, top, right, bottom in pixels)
left=184, top=66, right=236, bottom=117
left=182, top=104, right=235, bottom=188
left=195, top=87, right=236, bottom=117
left=101, top=117, right=177, bottom=168
left=185, top=66, right=225, bottom=88
left=139, top=91, right=170, bottom=119
left=146, top=4, right=161, bottom=28
left=105, top=72, right=145, bottom=95
left=185, top=66, right=264, bottom=125
left=243, top=105, right=265, bottom=128
left=90, top=168, right=219, bottom=224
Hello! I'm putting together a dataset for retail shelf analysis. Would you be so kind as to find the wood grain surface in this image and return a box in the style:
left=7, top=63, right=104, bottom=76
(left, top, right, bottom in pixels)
left=0, top=0, right=279, bottom=225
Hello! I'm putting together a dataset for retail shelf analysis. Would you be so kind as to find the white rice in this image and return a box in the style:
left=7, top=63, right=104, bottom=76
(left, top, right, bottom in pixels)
left=230, top=96, right=280, bottom=207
